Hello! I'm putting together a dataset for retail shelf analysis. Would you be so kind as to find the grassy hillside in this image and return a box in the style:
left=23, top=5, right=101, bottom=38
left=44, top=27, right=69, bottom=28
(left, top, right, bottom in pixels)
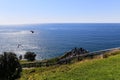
left=20, top=52, right=120, bottom=80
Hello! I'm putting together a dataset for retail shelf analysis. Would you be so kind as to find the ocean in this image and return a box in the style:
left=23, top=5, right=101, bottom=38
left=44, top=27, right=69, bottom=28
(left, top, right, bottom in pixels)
left=0, top=23, right=120, bottom=60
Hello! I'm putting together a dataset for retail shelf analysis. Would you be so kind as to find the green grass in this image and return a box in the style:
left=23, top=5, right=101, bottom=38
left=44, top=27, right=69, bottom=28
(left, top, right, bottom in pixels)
left=20, top=52, right=120, bottom=80
left=20, top=57, right=59, bottom=64
left=20, top=60, right=29, bottom=64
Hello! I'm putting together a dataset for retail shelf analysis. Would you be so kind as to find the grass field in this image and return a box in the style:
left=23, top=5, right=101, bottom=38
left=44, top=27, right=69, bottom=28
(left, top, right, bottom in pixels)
left=20, top=52, right=120, bottom=80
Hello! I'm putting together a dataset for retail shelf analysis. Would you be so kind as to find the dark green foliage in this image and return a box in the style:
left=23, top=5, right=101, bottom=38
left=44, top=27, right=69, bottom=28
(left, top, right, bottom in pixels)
left=0, top=52, right=22, bottom=80
left=24, top=52, right=36, bottom=61
left=19, top=55, right=22, bottom=60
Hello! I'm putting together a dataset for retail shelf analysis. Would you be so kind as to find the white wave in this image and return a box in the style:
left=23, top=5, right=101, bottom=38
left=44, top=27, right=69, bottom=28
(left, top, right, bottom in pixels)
left=0, top=31, right=33, bottom=35
left=21, top=44, right=38, bottom=49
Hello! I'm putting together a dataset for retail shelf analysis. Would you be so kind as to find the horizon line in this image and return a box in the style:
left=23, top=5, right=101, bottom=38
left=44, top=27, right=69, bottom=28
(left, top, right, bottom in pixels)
left=0, top=22, right=120, bottom=26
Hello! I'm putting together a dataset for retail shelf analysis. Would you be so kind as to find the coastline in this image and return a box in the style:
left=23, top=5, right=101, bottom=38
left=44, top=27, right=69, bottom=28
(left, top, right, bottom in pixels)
left=21, top=47, right=120, bottom=68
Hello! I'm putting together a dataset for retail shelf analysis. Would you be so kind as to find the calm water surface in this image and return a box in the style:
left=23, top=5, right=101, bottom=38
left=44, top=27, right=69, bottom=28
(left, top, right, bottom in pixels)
left=0, top=23, right=120, bottom=60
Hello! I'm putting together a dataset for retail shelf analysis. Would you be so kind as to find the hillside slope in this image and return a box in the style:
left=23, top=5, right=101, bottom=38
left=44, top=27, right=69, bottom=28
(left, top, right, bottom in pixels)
left=20, top=52, right=120, bottom=80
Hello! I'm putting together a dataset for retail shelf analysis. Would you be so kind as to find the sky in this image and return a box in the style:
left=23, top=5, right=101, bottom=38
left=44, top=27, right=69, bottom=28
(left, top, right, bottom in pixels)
left=0, top=0, right=120, bottom=25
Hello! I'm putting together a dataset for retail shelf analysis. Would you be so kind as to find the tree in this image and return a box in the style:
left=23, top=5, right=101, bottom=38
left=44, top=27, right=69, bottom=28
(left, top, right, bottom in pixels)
left=19, top=55, right=22, bottom=60
left=24, top=52, right=36, bottom=61
left=0, top=52, right=22, bottom=80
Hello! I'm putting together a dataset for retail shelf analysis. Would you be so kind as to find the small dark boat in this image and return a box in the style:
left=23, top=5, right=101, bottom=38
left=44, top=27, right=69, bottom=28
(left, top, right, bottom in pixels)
left=30, top=30, right=34, bottom=33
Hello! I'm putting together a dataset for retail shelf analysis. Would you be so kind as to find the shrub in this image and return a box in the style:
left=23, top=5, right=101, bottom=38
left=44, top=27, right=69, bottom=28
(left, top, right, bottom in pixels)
left=103, top=50, right=120, bottom=58
left=24, top=52, right=36, bottom=61
left=19, top=55, right=22, bottom=60
left=0, top=52, right=22, bottom=80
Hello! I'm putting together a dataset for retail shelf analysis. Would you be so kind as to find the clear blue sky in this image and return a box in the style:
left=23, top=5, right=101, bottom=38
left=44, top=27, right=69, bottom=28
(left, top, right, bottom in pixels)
left=0, top=0, right=120, bottom=25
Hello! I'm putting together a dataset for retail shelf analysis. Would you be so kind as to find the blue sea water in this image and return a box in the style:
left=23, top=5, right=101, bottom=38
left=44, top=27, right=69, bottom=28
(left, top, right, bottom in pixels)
left=0, top=23, right=120, bottom=60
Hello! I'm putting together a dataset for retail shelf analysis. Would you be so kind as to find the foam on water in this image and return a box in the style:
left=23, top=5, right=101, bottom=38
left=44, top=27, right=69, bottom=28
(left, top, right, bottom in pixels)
left=0, top=31, right=32, bottom=35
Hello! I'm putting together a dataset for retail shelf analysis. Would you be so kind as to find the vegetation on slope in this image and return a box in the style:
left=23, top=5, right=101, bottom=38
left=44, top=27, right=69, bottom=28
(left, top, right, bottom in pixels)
left=20, top=51, right=120, bottom=80
left=0, top=52, right=22, bottom=80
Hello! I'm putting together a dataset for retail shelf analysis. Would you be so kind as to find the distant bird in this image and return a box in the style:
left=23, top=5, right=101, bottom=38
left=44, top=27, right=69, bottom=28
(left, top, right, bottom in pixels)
left=17, top=44, right=22, bottom=48
left=30, top=30, right=34, bottom=33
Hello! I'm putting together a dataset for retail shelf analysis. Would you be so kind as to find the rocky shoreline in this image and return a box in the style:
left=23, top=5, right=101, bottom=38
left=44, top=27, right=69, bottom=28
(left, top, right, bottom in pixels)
left=21, top=47, right=120, bottom=68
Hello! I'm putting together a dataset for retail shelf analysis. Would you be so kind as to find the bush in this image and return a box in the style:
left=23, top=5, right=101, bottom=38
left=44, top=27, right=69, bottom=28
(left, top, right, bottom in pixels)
left=103, top=50, right=120, bottom=58
left=24, top=52, right=36, bottom=61
left=0, top=52, right=22, bottom=80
